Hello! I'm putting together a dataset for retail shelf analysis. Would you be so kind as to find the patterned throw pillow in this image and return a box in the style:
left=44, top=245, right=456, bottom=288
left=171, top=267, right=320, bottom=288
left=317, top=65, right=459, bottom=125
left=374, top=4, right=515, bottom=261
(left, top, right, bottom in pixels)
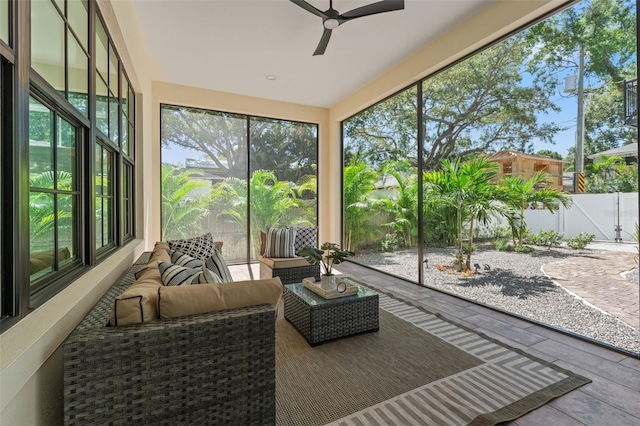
left=158, top=262, right=222, bottom=286
left=168, top=233, right=217, bottom=261
left=158, top=262, right=199, bottom=286
left=289, top=226, right=318, bottom=256
left=205, top=249, right=233, bottom=283
left=193, top=265, right=223, bottom=284
left=170, top=250, right=204, bottom=268
left=264, top=227, right=296, bottom=258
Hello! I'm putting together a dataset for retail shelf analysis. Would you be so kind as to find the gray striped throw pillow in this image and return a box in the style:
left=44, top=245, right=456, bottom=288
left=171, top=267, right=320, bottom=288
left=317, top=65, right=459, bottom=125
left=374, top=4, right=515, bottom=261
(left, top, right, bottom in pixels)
left=264, top=227, right=296, bottom=258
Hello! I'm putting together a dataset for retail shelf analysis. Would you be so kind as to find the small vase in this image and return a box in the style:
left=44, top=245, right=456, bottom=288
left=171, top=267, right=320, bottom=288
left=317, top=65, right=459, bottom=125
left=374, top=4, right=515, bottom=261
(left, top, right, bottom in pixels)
left=321, top=275, right=336, bottom=290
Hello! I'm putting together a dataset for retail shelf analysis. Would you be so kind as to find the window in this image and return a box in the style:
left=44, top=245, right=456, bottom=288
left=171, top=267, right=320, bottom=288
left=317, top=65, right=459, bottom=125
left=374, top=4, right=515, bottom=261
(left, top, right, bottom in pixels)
left=1, top=0, right=136, bottom=327
left=0, top=59, right=5, bottom=317
left=122, top=160, right=134, bottom=240
left=121, top=69, right=134, bottom=158
left=28, top=96, right=80, bottom=290
left=161, top=104, right=318, bottom=263
left=31, top=0, right=89, bottom=118
left=95, top=15, right=120, bottom=144
left=0, top=0, right=9, bottom=45
left=95, top=141, right=114, bottom=251
left=343, top=0, right=638, bottom=356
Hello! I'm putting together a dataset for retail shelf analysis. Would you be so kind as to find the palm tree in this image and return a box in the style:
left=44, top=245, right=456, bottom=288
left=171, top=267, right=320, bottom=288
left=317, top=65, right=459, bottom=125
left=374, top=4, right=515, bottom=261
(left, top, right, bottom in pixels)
left=343, top=160, right=383, bottom=251
left=498, top=171, right=572, bottom=245
left=29, top=171, right=74, bottom=248
left=210, top=170, right=315, bottom=256
left=424, top=157, right=505, bottom=269
left=382, top=169, right=419, bottom=248
left=161, top=164, right=212, bottom=240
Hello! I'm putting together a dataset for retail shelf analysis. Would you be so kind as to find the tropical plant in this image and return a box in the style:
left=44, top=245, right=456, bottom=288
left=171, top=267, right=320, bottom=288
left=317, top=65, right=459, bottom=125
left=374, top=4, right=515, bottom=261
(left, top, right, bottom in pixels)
left=29, top=171, right=75, bottom=246
left=382, top=168, right=419, bottom=248
left=566, top=232, right=596, bottom=249
left=424, top=157, right=507, bottom=269
left=299, top=242, right=353, bottom=276
left=587, top=156, right=638, bottom=193
left=497, top=171, right=572, bottom=246
left=525, top=229, right=564, bottom=250
left=210, top=170, right=315, bottom=255
left=343, top=160, right=383, bottom=251
left=161, top=164, right=212, bottom=240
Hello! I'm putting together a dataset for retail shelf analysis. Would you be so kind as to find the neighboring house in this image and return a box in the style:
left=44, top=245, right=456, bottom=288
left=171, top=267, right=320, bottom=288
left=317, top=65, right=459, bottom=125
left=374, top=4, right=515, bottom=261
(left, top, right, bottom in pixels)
left=487, top=150, right=564, bottom=191
left=372, top=173, right=400, bottom=200
left=587, top=143, right=639, bottom=165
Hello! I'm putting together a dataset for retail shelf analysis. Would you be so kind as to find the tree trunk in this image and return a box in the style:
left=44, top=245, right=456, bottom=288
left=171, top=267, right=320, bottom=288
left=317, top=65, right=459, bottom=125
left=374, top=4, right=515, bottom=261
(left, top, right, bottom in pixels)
left=466, top=217, right=475, bottom=270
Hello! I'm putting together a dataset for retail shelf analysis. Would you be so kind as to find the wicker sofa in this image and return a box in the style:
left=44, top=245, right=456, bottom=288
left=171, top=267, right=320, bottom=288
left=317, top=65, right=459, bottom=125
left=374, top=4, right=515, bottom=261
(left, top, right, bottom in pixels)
left=63, top=251, right=279, bottom=426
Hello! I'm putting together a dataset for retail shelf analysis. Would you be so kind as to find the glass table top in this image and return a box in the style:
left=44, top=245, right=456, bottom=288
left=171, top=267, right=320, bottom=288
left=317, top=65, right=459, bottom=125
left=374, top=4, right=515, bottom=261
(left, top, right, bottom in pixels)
left=284, top=277, right=378, bottom=306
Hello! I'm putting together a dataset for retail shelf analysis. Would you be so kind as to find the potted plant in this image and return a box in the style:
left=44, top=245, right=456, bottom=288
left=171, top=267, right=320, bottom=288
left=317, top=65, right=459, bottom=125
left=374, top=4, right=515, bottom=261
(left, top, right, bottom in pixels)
left=300, top=242, right=354, bottom=289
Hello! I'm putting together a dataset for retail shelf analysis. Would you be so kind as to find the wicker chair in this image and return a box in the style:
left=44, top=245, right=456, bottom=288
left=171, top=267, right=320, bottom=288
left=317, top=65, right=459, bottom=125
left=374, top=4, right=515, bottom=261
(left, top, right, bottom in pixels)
left=257, top=231, right=321, bottom=285
left=259, top=255, right=321, bottom=285
left=63, top=254, right=276, bottom=426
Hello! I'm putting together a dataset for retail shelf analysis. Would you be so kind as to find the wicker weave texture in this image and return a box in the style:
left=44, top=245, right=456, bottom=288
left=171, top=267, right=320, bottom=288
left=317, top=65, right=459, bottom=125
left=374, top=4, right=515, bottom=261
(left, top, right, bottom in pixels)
left=283, top=285, right=379, bottom=346
left=64, top=253, right=277, bottom=425
left=260, top=262, right=320, bottom=285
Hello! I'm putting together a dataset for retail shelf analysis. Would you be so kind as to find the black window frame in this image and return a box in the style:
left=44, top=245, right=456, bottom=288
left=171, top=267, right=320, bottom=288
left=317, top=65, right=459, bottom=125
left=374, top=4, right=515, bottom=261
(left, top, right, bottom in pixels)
left=0, top=0, right=136, bottom=331
left=27, top=90, right=85, bottom=304
left=159, top=103, right=319, bottom=264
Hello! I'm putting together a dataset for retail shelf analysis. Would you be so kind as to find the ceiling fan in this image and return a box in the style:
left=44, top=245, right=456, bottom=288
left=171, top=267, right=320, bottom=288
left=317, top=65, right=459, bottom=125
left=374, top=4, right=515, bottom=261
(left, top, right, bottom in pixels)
left=290, top=0, right=405, bottom=56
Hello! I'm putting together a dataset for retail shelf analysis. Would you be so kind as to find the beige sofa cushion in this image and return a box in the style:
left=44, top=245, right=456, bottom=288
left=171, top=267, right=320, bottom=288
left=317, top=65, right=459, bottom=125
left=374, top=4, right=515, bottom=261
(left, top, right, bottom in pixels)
left=109, top=276, right=162, bottom=326
left=258, top=255, right=312, bottom=269
left=148, top=240, right=171, bottom=265
left=158, top=277, right=283, bottom=320
left=109, top=242, right=169, bottom=326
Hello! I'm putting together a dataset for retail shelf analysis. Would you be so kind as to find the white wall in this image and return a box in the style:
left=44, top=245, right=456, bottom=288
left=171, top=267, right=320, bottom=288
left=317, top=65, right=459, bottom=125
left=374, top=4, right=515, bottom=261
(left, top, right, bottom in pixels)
left=524, top=192, right=639, bottom=242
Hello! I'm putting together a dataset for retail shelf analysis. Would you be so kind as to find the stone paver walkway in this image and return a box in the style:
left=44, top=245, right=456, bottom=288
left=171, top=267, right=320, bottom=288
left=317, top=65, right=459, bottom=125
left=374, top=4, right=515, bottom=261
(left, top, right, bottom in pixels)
left=543, top=252, right=639, bottom=330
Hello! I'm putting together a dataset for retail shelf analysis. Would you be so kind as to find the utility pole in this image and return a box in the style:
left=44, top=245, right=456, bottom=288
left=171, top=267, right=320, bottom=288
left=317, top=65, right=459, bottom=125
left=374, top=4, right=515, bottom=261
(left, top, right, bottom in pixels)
left=575, top=45, right=586, bottom=174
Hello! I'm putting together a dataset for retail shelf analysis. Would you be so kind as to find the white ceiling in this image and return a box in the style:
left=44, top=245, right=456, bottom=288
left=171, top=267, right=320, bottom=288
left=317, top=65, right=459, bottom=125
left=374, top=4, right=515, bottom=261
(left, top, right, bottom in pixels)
left=131, top=0, right=493, bottom=108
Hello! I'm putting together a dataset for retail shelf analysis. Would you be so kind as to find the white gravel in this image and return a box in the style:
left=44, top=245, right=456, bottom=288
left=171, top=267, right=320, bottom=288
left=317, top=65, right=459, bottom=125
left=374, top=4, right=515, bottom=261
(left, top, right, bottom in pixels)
left=353, top=245, right=640, bottom=354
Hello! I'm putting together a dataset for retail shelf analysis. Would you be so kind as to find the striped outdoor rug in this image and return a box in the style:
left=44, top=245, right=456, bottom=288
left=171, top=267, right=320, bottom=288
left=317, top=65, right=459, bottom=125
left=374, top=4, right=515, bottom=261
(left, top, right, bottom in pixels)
left=276, top=288, right=590, bottom=426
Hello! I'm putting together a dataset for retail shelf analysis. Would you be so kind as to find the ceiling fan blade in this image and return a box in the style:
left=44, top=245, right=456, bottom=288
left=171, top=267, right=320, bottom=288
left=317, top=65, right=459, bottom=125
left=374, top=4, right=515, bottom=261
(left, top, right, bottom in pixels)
left=313, top=28, right=332, bottom=56
left=340, top=0, right=404, bottom=20
left=290, top=0, right=328, bottom=19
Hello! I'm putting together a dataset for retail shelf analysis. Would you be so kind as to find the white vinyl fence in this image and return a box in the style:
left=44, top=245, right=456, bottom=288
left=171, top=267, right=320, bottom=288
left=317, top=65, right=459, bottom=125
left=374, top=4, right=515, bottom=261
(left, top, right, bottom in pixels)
left=522, top=192, right=638, bottom=242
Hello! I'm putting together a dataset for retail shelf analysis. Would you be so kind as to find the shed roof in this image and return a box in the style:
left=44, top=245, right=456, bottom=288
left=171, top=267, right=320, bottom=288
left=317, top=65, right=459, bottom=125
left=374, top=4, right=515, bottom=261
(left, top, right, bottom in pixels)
left=487, top=150, right=564, bottom=164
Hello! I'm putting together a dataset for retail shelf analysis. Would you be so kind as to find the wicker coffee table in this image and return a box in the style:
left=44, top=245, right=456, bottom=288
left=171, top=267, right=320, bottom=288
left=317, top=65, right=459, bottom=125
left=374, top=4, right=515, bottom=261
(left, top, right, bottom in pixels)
left=283, top=281, right=379, bottom=346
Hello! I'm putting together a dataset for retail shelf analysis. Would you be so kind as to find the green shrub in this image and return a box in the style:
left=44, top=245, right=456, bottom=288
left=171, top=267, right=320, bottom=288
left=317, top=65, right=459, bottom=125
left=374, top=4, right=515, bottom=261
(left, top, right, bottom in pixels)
left=380, top=232, right=400, bottom=252
left=525, top=229, right=563, bottom=250
left=461, top=241, right=476, bottom=253
left=489, top=225, right=511, bottom=240
left=490, top=238, right=509, bottom=251
left=566, top=232, right=595, bottom=249
left=514, top=244, right=535, bottom=253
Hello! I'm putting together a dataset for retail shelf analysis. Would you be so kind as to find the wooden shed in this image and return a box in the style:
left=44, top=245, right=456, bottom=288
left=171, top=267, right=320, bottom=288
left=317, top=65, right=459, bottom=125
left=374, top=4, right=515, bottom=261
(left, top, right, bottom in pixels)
left=487, top=150, right=564, bottom=191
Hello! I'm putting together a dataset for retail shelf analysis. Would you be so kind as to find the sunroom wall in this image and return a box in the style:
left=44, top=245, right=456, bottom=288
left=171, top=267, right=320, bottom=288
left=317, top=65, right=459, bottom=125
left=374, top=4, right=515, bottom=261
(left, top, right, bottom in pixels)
left=0, top=0, right=567, bottom=424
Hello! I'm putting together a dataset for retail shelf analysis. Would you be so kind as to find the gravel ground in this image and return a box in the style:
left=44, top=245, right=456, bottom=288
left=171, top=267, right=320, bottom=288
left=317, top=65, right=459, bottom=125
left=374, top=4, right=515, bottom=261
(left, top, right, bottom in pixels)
left=353, top=244, right=640, bottom=354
